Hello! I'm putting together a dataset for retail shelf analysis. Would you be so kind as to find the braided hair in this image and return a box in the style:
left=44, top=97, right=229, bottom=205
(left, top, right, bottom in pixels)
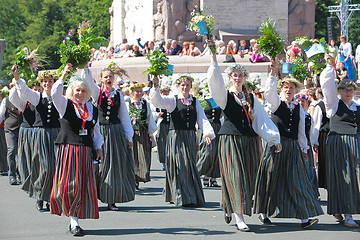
left=242, top=85, right=253, bottom=119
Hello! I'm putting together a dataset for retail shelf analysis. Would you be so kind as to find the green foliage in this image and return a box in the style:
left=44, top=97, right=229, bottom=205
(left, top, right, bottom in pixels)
left=129, top=107, right=147, bottom=130
left=257, top=18, right=285, bottom=59
left=292, top=57, right=311, bottom=83
left=58, top=42, right=91, bottom=70
left=143, top=50, right=172, bottom=77
left=244, top=81, right=259, bottom=92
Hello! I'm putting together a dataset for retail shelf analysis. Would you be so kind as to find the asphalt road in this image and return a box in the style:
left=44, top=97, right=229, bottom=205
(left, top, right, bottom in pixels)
left=0, top=152, right=359, bottom=240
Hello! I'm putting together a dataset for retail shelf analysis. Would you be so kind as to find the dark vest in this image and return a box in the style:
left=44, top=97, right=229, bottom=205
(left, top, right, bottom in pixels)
left=204, top=99, right=222, bottom=124
left=156, top=108, right=170, bottom=125
left=21, top=102, right=36, bottom=128
left=270, top=101, right=300, bottom=140
left=316, top=100, right=330, bottom=132
left=218, top=91, right=257, bottom=136
left=329, top=100, right=360, bottom=135
left=128, top=100, right=148, bottom=131
left=55, top=100, right=98, bottom=148
left=4, top=97, right=23, bottom=130
left=33, top=93, right=60, bottom=128
left=169, top=96, right=197, bottom=130
left=305, top=113, right=311, bottom=142
left=98, top=90, right=121, bottom=125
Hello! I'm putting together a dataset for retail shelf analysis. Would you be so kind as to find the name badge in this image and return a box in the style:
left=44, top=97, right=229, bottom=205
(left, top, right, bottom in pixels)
left=79, top=129, right=88, bottom=136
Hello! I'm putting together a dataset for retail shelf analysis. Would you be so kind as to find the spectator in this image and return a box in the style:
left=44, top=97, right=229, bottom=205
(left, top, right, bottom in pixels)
left=226, top=40, right=237, bottom=55
left=286, top=41, right=300, bottom=63
left=132, top=44, right=143, bottom=57
left=164, top=40, right=171, bottom=55
left=328, top=39, right=339, bottom=69
left=216, top=41, right=226, bottom=55
left=189, top=42, right=201, bottom=56
left=106, top=47, right=115, bottom=59
left=180, top=41, right=190, bottom=56
left=156, top=41, right=165, bottom=53
left=336, top=61, right=348, bottom=82
left=339, top=35, right=354, bottom=80
left=169, top=40, right=182, bottom=55
left=237, top=40, right=250, bottom=58
left=143, top=41, right=152, bottom=55
left=356, top=44, right=360, bottom=80
left=118, top=44, right=133, bottom=58
left=63, top=29, right=77, bottom=45
left=250, top=43, right=265, bottom=63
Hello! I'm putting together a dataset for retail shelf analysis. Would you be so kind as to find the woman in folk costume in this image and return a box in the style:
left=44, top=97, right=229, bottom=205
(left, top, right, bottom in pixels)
left=254, top=60, right=323, bottom=229
left=207, top=53, right=281, bottom=231
left=50, top=64, right=103, bottom=236
left=150, top=75, right=215, bottom=207
left=319, top=55, right=360, bottom=228
left=13, top=66, right=60, bottom=211
left=82, top=67, right=134, bottom=211
left=0, top=89, right=7, bottom=173
left=9, top=80, right=42, bottom=193
left=127, top=83, right=157, bottom=189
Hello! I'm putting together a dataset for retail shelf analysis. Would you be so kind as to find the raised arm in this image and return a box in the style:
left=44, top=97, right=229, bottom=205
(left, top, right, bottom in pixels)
left=12, top=65, right=40, bottom=106
left=81, top=68, right=100, bottom=101
left=207, top=54, right=227, bottom=109
left=264, top=61, right=281, bottom=113
left=320, top=62, right=338, bottom=118
left=51, top=63, right=72, bottom=118
left=150, top=77, right=176, bottom=112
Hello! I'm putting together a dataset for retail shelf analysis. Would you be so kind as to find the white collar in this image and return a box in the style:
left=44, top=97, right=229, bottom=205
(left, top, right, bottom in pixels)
left=178, top=92, right=193, bottom=101
left=229, top=86, right=246, bottom=100
left=280, top=93, right=298, bottom=105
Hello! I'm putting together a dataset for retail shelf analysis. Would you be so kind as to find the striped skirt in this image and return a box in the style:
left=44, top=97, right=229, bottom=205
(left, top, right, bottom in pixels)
left=218, top=135, right=262, bottom=216
left=254, top=138, right=324, bottom=219
left=30, top=128, right=59, bottom=202
left=326, top=134, right=360, bottom=214
left=50, top=144, right=99, bottom=219
left=98, top=124, right=135, bottom=204
left=317, top=131, right=328, bottom=189
left=165, top=130, right=205, bottom=207
left=196, top=122, right=221, bottom=178
left=18, top=127, right=36, bottom=192
left=305, top=141, right=320, bottom=198
left=156, top=123, right=170, bottom=164
left=133, top=129, right=152, bottom=183
left=0, top=128, right=7, bottom=172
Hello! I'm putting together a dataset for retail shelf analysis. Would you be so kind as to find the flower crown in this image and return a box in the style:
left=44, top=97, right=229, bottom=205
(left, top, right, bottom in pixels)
left=175, top=76, right=194, bottom=84
left=130, top=83, right=145, bottom=91
left=27, top=80, right=41, bottom=89
left=224, top=64, right=249, bottom=77
left=294, top=94, right=309, bottom=100
left=37, top=71, right=59, bottom=82
left=338, top=80, right=358, bottom=90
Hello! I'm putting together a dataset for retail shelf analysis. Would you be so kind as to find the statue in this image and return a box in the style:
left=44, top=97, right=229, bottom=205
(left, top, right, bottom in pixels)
left=154, top=1, right=165, bottom=41
left=288, top=0, right=316, bottom=41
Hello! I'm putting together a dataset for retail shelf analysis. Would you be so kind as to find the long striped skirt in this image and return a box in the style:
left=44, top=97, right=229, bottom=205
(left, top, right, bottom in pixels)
left=165, top=130, right=205, bottom=207
left=317, top=131, right=328, bottom=189
left=133, top=129, right=152, bottom=183
left=219, top=134, right=262, bottom=216
left=30, top=128, right=59, bottom=202
left=18, top=127, right=36, bottom=192
left=196, top=122, right=221, bottom=178
left=98, top=124, right=135, bottom=204
left=156, top=123, right=170, bottom=164
left=326, top=134, right=360, bottom=214
left=305, top=141, right=320, bottom=198
left=0, top=128, right=7, bottom=172
left=254, top=138, right=324, bottom=219
left=50, top=144, right=99, bottom=219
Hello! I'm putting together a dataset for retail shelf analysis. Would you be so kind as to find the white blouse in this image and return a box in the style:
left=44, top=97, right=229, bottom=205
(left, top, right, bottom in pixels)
left=9, top=87, right=27, bottom=112
left=310, top=101, right=323, bottom=146
left=15, top=78, right=50, bottom=107
left=0, top=98, right=5, bottom=124
left=150, top=88, right=215, bottom=140
left=51, top=78, right=104, bottom=150
left=207, top=61, right=280, bottom=146
left=126, top=98, right=158, bottom=136
left=81, top=68, right=134, bottom=142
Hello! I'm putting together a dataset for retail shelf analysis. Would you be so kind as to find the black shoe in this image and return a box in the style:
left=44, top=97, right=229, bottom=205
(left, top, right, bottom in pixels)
left=210, top=179, right=220, bottom=187
left=203, top=178, right=209, bottom=187
left=9, top=176, right=17, bottom=185
left=258, top=215, right=272, bottom=225
left=70, top=226, right=84, bottom=236
left=182, top=203, right=196, bottom=208
left=46, top=202, right=50, bottom=211
left=135, top=182, right=140, bottom=190
left=107, top=203, right=119, bottom=211
left=36, top=200, right=43, bottom=211
left=224, top=213, right=232, bottom=224
left=301, top=218, right=319, bottom=229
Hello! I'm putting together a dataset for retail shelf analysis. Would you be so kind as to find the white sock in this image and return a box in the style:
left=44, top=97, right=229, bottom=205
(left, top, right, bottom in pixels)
left=260, top=213, right=267, bottom=220
left=234, top=213, right=248, bottom=229
left=225, top=213, right=231, bottom=218
left=301, top=219, right=309, bottom=224
left=70, top=216, right=79, bottom=228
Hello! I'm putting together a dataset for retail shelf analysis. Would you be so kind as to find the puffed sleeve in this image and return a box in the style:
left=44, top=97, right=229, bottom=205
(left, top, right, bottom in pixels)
left=9, top=87, right=26, bottom=112
left=320, top=65, right=338, bottom=118
left=117, top=92, right=134, bottom=142
left=15, top=78, right=40, bottom=106
left=146, top=101, right=158, bottom=136
left=298, top=106, right=309, bottom=153
left=92, top=115, right=104, bottom=150
left=0, top=98, right=5, bottom=123
left=264, top=75, right=281, bottom=113
left=81, top=68, right=100, bottom=101
left=207, top=60, right=228, bottom=109
left=251, top=95, right=280, bottom=146
left=196, top=98, right=215, bottom=140
left=149, top=88, right=176, bottom=112
left=51, top=78, right=68, bottom=118
left=310, top=105, right=322, bottom=146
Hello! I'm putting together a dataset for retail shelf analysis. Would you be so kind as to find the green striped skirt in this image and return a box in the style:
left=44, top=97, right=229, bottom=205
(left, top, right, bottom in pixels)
left=0, top=128, right=7, bottom=172
left=196, top=122, right=221, bottom=178
left=31, top=127, right=59, bottom=202
left=18, top=127, right=35, bottom=192
left=156, top=123, right=170, bottom=164
left=218, top=134, right=262, bottom=216
left=98, top=124, right=136, bottom=204
left=133, top=129, right=152, bottom=183
left=305, top=141, right=320, bottom=198
left=50, top=144, right=99, bottom=219
left=317, top=131, right=328, bottom=189
left=254, top=138, right=324, bottom=219
left=326, top=134, right=360, bottom=214
left=165, top=129, right=205, bottom=207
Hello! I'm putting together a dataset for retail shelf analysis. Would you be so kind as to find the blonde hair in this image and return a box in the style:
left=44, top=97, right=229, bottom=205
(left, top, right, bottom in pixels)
left=65, top=75, right=91, bottom=102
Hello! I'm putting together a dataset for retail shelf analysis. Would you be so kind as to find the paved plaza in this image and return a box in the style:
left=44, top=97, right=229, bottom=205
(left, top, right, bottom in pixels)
left=0, top=152, right=359, bottom=240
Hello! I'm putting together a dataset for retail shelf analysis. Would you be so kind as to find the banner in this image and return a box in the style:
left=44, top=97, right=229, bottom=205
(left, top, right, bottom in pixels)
left=305, top=44, right=326, bottom=58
